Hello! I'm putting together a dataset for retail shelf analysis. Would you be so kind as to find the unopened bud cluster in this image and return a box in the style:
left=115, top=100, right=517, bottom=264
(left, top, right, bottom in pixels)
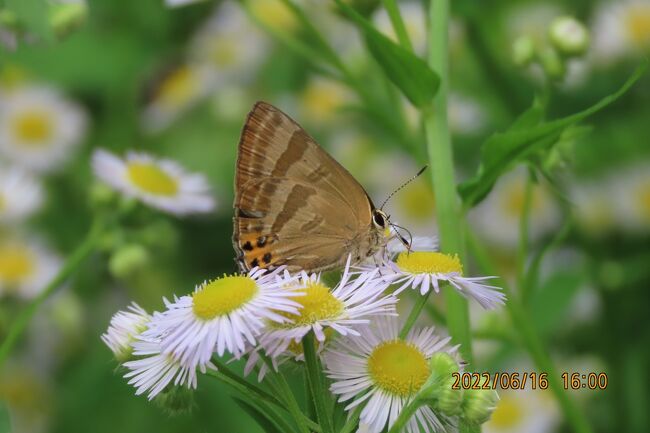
left=512, top=15, right=590, bottom=80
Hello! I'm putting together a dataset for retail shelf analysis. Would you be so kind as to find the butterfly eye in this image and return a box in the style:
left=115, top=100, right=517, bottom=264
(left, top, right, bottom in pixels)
left=373, top=211, right=387, bottom=229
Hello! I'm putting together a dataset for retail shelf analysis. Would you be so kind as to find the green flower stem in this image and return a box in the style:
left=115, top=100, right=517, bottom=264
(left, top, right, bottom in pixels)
left=303, top=332, right=333, bottom=433
left=399, top=290, right=432, bottom=339
left=517, top=171, right=534, bottom=298
left=386, top=396, right=422, bottom=433
left=424, top=0, right=473, bottom=364
left=259, top=354, right=312, bottom=433
left=381, top=0, right=413, bottom=51
left=466, top=230, right=594, bottom=433
left=339, top=404, right=363, bottom=433
left=0, top=218, right=105, bottom=368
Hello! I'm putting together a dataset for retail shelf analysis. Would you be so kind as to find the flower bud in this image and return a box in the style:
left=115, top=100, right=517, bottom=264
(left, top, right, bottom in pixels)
left=419, top=352, right=462, bottom=415
left=153, top=386, right=196, bottom=416
left=512, top=36, right=536, bottom=66
left=435, top=377, right=463, bottom=416
left=461, top=378, right=499, bottom=426
left=109, top=244, right=150, bottom=279
left=549, top=16, right=589, bottom=56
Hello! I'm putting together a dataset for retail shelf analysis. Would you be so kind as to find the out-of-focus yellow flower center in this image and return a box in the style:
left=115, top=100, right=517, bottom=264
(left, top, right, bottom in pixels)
left=626, top=6, right=650, bottom=45
left=396, top=251, right=463, bottom=275
left=278, top=281, right=344, bottom=326
left=367, top=340, right=429, bottom=397
left=209, top=39, right=238, bottom=67
left=500, top=182, right=547, bottom=218
left=398, top=180, right=435, bottom=221
left=126, top=162, right=178, bottom=196
left=249, top=0, right=297, bottom=32
left=0, top=244, right=34, bottom=284
left=12, top=110, right=53, bottom=145
left=485, top=393, right=523, bottom=429
left=158, top=66, right=198, bottom=108
left=301, top=80, right=348, bottom=123
left=192, top=276, right=258, bottom=320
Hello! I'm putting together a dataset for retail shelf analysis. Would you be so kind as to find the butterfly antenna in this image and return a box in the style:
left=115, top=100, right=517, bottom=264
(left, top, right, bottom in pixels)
left=379, top=165, right=428, bottom=211
left=390, top=223, right=413, bottom=252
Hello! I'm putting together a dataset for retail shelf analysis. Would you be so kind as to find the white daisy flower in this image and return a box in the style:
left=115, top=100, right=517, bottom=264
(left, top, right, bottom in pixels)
left=387, top=235, right=438, bottom=256
left=484, top=387, right=559, bottom=433
left=189, top=3, right=268, bottom=86
left=139, top=267, right=302, bottom=380
left=370, top=250, right=506, bottom=310
left=569, top=179, right=616, bottom=236
left=323, top=316, right=457, bottom=433
left=0, top=236, right=61, bottom=299
left=469, top=167, right=561, bottom=249
left=449, top=93, right=488, bottom=136
left=591, top=0, right=650, bottom=64
left=0, top=85, right=87, bottom=172
left=257, top=257, right=397, bottom=359
left=92, top=149, right=216, bottom=216
left=123, top=338, right=213, bottom=400
left=101, top=302, right=151, bottom=362
left=165, top=0, right=206, bottom=8
left=141, top=63, right=215, bottom=132
left=0, top=167, right=43, bottom=224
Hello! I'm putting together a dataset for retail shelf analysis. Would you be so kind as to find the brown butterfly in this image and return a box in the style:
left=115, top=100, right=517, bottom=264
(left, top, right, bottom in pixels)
left=232, top=101, right=392, bottom=273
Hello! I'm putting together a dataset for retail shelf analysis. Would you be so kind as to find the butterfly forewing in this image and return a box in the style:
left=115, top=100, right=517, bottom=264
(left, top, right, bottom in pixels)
left=233, top=102, right=375, bottom=272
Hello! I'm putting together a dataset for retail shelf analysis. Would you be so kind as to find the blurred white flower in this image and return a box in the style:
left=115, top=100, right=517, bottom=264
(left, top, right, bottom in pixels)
left=569, top=179, right=617, bottom=236
left=101, top=303, right=151, bottom=362
left=323, top=315, right=456, bottom=433
left=449, top=93, right=488, bottom=136
left=189, top=3, right=268, bottom=86
left=92, top=149, right=216, bottom=216
left=165, top=0, right=206, bottom=8
left=298, top=76, right=355, bottom=125
left=611, top=163, right=650, bottom=232
left=470, top=167, right=561, bottom=249
left=484, top=387, right=560, bottom=433
left=0, top=85, right=87, bottom=172
left=0, top=236, right=61, bottom=299
left=142, top=63, right=215, bottom=132
left=0, top=167, right=43, bottom=224
left=591, top=0, right=650, bottom=64
left=505, top=2, right=564, bottom=44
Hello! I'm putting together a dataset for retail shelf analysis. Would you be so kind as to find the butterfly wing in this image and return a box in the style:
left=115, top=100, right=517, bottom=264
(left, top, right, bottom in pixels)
left=233, top=101, right=374, bottom=272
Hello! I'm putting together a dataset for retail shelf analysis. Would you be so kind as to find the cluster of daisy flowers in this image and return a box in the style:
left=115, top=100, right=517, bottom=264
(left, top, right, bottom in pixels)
left=102, top=231, right=505, bottom=432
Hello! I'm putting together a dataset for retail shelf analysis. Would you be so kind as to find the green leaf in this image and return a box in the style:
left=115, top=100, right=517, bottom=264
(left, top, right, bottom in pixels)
left=232, top=397, right=288, bottom=433
left=333, top=0, right=440, bottom=107
left=458, top=62, right=648, bottom=208
left=6, top=0, right=51, bottom=40
left=0, top=402, right=10, bottom=433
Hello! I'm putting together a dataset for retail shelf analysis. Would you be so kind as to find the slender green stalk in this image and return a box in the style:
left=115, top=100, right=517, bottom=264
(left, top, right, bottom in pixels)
left=381, top=0, right=413, bottom=51
left=466, top=230, right=593, bottom=433
left=339, top=403, right=363, bottom=433
left=259, top=354, right=312, bottom=433
left=386, top=397, right=422, bottom=433
left=303, top=332, right=333, bottom=433
left=517, top=172, right=534, bottom=297
left=399, top=290, right=432, bottom=339
left=424, top=0, right=473, bottom=363
left=0, top=218, right=104, bottom=367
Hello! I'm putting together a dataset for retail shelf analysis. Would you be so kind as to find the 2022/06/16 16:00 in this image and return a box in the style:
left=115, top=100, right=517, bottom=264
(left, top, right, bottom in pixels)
left=451, top=372, right=609, bottom=390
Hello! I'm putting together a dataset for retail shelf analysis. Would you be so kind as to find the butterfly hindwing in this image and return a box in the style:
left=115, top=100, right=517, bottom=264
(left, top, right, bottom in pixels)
left=233, top=102, right=374, bottom=272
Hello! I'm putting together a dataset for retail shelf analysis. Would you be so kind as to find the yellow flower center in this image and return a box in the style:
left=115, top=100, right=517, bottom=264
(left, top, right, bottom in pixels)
left=397, top=180, right=435, bottom=221
left=209, top=40, right=238, bottom=68
left=485, top=393, right=524, bottom=429
left=192, top=276, right=258, bottom=320
left=396, top=251, right=463, bottom=275
left=12, top=110, right=53, bottom=145
left=126, top=162, right=178, bottom=196
left=0, top=244, right=35, bottom=284
left=301, top=81, right=348, bottom=122
left=367, top=340, right=430, bottom=397
left=277, top=281, right=344, bottom=326
left=158, top=66, right=198, bottom=108
left=626, top=6, right=650, bottom=45
left=249, top=0, right=297, bottom=32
